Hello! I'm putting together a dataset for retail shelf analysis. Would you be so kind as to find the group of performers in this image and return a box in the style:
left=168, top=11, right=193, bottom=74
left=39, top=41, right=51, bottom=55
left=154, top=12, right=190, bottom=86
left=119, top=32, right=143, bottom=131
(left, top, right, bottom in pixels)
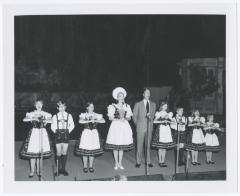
left=19, top=87, right=223, bottom=178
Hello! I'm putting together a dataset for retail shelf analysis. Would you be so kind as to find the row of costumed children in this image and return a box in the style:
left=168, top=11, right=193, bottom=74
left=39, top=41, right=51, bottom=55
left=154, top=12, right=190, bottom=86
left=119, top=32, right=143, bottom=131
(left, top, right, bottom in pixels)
left=20, top=90, right=223, bottom=177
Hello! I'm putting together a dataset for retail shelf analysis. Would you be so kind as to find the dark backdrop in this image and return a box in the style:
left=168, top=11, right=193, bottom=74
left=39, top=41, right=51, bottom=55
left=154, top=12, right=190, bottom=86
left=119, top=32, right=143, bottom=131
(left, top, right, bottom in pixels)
left=14, top=15, right=226, bottom=141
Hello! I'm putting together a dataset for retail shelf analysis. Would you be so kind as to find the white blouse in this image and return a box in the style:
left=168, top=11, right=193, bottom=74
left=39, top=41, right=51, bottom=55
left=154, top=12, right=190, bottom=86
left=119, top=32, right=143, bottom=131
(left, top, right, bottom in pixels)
left=107, top=103, right=133, bottom=119
left=26, top=110, right=52, bottom=120
left=155, top=111, right=173, bottom=120
left=188, top=116, right=205, bottom=124
left=204, top=122, right=220, bottom=130
left=79, top=112, right=103, bottom=121
left=51, top=111, right=75, bottom=133
left=171, top=115, right=187, bottom=131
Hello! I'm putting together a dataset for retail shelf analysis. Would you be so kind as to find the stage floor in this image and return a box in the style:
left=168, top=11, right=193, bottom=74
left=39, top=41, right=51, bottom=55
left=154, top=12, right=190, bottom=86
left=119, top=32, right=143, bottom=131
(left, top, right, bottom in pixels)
left=15, top=140, right=226, bottom=181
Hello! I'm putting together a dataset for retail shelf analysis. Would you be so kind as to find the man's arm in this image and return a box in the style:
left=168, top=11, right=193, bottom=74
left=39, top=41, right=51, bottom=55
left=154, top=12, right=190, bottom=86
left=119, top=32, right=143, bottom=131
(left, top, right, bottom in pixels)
left=132, top=102, right=139, bottom=125
left=151, top=102, right=156, bottom=119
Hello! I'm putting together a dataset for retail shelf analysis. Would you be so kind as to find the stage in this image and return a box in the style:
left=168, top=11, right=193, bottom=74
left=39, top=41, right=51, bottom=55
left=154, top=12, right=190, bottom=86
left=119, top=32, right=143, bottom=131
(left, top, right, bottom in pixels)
left=15, top=139, right=226, bottom=181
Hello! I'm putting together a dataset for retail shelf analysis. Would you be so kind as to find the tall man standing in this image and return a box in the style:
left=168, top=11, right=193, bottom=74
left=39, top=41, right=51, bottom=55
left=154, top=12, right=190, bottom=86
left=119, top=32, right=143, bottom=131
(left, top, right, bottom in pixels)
left=133, top=88, right=156, bottom=168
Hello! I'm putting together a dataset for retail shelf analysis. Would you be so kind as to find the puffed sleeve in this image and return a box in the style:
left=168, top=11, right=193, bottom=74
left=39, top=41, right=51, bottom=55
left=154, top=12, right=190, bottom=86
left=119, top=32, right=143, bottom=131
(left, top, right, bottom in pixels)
left=170, top=117, right=177, bottom=129
left=214, top=123, right=220, bottom=128
left=168, top=112, right=173, bottom=119
left=188, top=116, right=193, bottom=123
left=79, top=113, right=86, bottom=120
left=154, top=111, right=161, bottom=119
left=26, top=111, right=34, bottom=118
left=46, top=112, right=52, bottom=119
left=200, top=117, right=205, bottom=123
left=159, top=111, right=166, bottom=118
left=125, top=104, right=133, bottom=118
left=51, top=115, right=57, bottom=133
left=96, top=113, right=103, bottom=120
left=42, top=111, right=52, bottom=119
left=107, top=104, right=115, bottom=118
left=68, top=114, right=75, bottom=133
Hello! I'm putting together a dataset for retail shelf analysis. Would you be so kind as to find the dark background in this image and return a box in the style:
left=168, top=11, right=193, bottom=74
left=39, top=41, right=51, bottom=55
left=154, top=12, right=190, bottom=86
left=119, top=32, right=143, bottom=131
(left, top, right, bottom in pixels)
left=15, top=15, right=226, bottom=141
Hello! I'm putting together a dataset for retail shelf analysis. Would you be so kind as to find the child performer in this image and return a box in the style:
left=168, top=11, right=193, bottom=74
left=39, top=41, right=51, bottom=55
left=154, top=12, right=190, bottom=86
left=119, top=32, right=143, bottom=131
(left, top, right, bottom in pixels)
left=51, top=101, right=75, bottom=176
left=152, top=102, right=175, bottom=167
left=171, top=107, right=188, bottom=166
left=20, top=99, right=53, bottom=178
left=204, top=114, right=222, bottom=164
left=185, top=109, right=206, bottom=165
left=75, top=102, right=105, bottom=173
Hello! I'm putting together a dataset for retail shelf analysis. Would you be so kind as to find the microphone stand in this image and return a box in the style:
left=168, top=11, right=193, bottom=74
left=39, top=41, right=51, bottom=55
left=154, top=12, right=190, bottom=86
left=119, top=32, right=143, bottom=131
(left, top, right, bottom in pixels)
left=145, top=115, right=150, bottom=176
left=38, top=118, right=44, bottom=181
left=175, top=121, right=180, bottom=175
left=185, top=117, right=190, bottom=180
left=185, top=150, right=190, bottom=180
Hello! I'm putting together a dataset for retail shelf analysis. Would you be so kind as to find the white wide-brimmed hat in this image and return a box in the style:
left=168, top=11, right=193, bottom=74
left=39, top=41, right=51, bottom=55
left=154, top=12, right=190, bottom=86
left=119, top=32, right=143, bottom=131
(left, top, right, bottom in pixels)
left=112, top=87, right=127, bottom=100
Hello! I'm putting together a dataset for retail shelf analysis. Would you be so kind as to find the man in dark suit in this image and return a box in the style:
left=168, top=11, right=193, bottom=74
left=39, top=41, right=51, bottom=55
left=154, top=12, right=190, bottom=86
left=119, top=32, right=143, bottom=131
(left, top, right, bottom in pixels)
left=133, top=88, right=156, bottom=168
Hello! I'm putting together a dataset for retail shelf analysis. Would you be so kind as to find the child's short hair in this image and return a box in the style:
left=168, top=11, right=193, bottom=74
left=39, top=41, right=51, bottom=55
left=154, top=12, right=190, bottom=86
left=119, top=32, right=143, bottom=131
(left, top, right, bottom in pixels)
left=57, top=100, right=66, bottom=108
left=176, top=106, right=184, bottom=112
left=159, top=101, right=168, bottom=111
left=142, top=87, right=150, bottom=94
left=85, top=102, right=94, bottom=111
left=207, top=114, right=214, bottom=121
left=191, top=108, right=200, bottom=116
left=34, top=99, right=43, bottom=105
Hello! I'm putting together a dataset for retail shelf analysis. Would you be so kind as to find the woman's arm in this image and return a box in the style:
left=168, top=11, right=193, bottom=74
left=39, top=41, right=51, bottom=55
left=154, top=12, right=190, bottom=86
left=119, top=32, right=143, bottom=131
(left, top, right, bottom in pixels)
left=94, top=119, right=106, bottom=123
left=68, top=114, right=75, bottom=133
left=79, top=119, right=92, bottom=124
left=23, top=117, right=39, bottom=122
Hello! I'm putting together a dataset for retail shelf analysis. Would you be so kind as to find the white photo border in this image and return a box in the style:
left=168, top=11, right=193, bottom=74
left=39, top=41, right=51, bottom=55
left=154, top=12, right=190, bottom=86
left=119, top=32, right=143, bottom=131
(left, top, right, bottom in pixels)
left=1, top=0, right=238, bottom=194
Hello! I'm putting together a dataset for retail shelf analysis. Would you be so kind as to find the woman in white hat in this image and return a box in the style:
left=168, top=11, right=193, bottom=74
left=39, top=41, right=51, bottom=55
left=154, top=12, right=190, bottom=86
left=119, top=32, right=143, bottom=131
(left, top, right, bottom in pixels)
left=105, top=87, right=134, bottom=170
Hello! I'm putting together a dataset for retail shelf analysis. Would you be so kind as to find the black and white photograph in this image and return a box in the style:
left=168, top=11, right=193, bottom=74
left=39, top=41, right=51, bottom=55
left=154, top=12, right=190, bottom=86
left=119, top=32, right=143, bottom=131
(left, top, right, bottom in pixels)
left=1, top=1, right=239, bottom=194
left=14, top=14, right=227, bottom=182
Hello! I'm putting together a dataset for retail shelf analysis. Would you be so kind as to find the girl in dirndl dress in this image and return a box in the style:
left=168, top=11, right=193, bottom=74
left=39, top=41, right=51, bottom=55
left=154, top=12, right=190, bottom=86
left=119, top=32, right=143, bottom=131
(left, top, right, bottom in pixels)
left=185, top=109, right=206, bottom=165
left=171, top=106, right=188, bottom=166
left=20, top=100, right=53, bottom=178
left=152, top=102, right=175, bottom=167
left=105, top=87, right=134, bottom=170
left=75, top=102, right=105, bottom=173
left=204, top=114, right=222, bottom=164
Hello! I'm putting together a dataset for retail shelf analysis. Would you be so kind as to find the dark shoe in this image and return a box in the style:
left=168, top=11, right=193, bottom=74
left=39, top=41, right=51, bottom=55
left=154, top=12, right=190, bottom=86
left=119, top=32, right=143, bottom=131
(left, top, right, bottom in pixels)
left=210, top=161, right=215, bottom=164
left=54, top=171, right=60, bottom=176
left=206, top=161, right=211, bottom=164
left=196, top=162, right=201, bottom=165
left=148, top=163, right=153, bottom=167
left=89, top=168, right=94, bottom=173
left=178, top=161, right=185, bottom=166
left=62, top=170, right=69, bottom=176
left=191, top=162, right=196, bottom=166
left=58, top=169, right=64, bottom=175
left=135, top=163, right=141, bottom=168
left=83, top=168, right=88, bottom=173
left=28, top=172, right=34, bottom=178
left=161, top=162, right=168, bottom=167
left=159, top=163, right=163, bottom=167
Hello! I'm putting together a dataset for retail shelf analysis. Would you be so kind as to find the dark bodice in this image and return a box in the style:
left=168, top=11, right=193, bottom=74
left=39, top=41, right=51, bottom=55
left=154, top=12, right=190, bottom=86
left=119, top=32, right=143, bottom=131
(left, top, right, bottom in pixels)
left=159, top=117, right=171, bottom=126
left=113, top=106, right=127, bottom=119
left=205, top=129, right=217, bottom=134
left=191, top=120, right=203, bottom=129
left=31, top=120, right=45, bottom=128
left=84, top=122, right=98, bottom=130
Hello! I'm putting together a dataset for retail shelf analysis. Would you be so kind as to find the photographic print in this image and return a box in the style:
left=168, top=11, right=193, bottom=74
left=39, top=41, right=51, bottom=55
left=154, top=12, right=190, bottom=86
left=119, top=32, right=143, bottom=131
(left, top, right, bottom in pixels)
left=1, top=1, right=238, bottom=194
left=14, top=14, right=226, bottom=181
